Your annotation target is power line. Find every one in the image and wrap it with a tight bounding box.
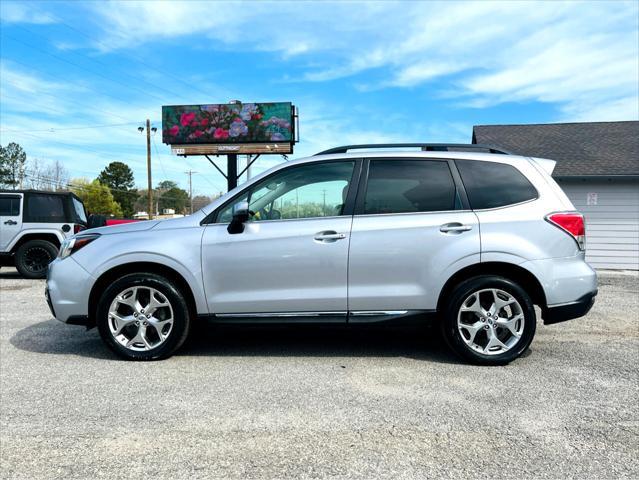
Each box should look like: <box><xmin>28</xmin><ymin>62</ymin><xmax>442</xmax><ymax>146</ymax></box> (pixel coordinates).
<box><xmin>24</xmin><ymin>3</ymin><xmax>218</xmax><ymax>100</ymax></box>
<box><xmin>2</xmin><ymin>60</ymin><xmax>156</xmax><ymax>123</ymax></box>
<box><xmin>2</xmin><ymin>129</ymin><xmax>146</xmax><ymax>163</ymax></box>
<box><xmin>0</xmin><ymin>122</ymin><xmax>139</xmax><ymax>133</ymax></box>
<box><xmin>10</xmin><ymin>23</ymin><xmax>191</xmax><ymax>103</ymax></box>
<box><xmin>151</xmin><ymin>135</ymin><xmax>170</xmax><ymax>184</ymax></box>
<box><xmin>2</xmin><ymin>32</ymin><xmax>170</xmax><ymax>104</ymax></box>
<box><xmin>21</xmin><ymin>172</ymin><xmax>197</xmax><ymax>203</ymax></box>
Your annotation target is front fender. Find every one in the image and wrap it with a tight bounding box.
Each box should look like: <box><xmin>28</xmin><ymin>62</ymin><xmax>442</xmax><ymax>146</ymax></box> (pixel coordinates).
<box><xmin>88</xmin><ymin>252</ymin><xmax>209</xmax><ymax>315</ymax></box>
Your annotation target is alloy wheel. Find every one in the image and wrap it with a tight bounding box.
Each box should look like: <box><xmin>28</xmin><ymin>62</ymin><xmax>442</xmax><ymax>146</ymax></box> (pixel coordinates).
<box><xmin>107</xmin><ymin>286</ymin><xmax>174</xmax><ymax>351</ymax></box>
<box><xmin>24</xmin><ymin>246</ymin><xmax>53</xmax><ymax>274</ymax></box>
<box><xmin>457</xmin><ymin>288</ymin><xmax>525</xmax><ymax>355</ymax></box>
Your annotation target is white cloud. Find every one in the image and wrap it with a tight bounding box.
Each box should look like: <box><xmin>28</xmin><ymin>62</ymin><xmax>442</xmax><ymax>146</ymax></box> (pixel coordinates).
<box><xmin>86</xmin><ymin>0</ymin><xmax>638</xmax><ymax>121</ymax></box>
<box><xmin>0</xmin><ymin>2</ymin><xmax>56</xmax><ymax>24</ymax></box>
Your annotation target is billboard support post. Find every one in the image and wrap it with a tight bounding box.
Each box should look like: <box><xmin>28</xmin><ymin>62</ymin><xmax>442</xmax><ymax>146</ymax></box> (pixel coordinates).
<box><xmin>227</xmin><ymin>154</ymin><xmax>238</xmax><ymax>191</ymax></box>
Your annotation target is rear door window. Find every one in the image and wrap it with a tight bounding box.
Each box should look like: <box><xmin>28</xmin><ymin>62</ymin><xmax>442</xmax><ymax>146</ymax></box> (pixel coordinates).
<box><xmin>24</xmin><ymin>194</ymin><xmax>66</xmax><ymax>223</ymax></box>
<box><xmin>362</xmin><ymin>159</ymin><xmax>458</xmax><ymax>214</ymax></box>
<box><xmin>455</xmin><ymin>160</ymin><xmax>538</xmax><ymax>209</ymax></box>
<box><xmin>0</xmin><ymin>196</ymin><xmax>21</xmax><ymax>216</ymax></box>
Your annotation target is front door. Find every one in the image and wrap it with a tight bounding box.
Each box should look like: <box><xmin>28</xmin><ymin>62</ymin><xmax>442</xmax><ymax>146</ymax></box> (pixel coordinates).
<box><xmin>201</xmin><ymin>160</ymin><xmax>359</xmax><ymax>317</ymax></box>
<box><xmin>348</xmin><ymin>159</ymin><xmax>480</xmax><ymax>314</ymax></box>
<box><xmin>0</xmin><ymin>194</ymin><xmax>23</xmax><ymax>251</ymax></box>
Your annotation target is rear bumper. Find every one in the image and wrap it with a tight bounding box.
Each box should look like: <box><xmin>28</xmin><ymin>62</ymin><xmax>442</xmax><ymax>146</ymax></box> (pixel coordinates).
<box><xmin>543</xmin><ymin>290</ymin><xmax>597</xmax><ymax>325</ymax></box>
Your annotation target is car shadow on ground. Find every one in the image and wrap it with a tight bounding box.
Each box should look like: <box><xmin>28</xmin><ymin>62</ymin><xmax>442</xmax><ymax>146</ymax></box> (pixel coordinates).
<box><xmin>0</xmin><ymin>270</ymin><xmax>25</xmax><ymax>280</ymax></box>
<box><xmin>10</xmin><ymin>319</ymin><xmax>463</xmax><ymax>364</ymax></box>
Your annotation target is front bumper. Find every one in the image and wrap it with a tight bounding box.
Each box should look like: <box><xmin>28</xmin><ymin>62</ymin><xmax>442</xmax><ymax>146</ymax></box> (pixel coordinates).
<box><xmin>46</xmin><ymin>257</ymin><xmax>93</xmax><ymax>324</ymax></box>
<box><xmin>543</xmin><ymin>290</ymin><xmax>598</xmax><ymax>325</ymax></box>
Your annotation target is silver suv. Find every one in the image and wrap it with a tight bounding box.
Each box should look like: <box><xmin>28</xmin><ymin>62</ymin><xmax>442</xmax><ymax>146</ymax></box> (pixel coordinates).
<box><xmin>46</xmin><ymin>144</ymin><xmax>597</xmax><ymax>364</ymax></box>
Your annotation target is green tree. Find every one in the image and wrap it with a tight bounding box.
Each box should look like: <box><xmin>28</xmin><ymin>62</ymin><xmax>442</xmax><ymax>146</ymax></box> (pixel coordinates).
<box><xmin>158</xmin><ymin>187</ymin><xmax>189</xmax><ymax>214</ymax></box>
<box><xmin>0</xmin><ymin>142</ymin><xmax>27</xmax><ymax>189</ymax></box>
<box><xmin>97</xmin><ymin>162</ymin><xmax>137</xmax><ymax>217</ymax></box>
<box><xmin>192</xmin><ymin>194</ymin><xmax>213</xmax><ymax>212</ymax></box>
<box><xmin>157</xmin><ymin>180</ymin><xmax>178</xmax><ymax>191</ymax></box>
<box><xmin>71</xmin><ymin>178</ymin><xmax>123</xmax><ymax>216</ymax></box>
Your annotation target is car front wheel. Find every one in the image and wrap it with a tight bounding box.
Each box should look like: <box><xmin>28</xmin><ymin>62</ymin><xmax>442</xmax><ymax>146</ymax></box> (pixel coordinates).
<box><xmin>96</xmin><ymin>273</ymin><xmax>191</xmax><ymax>360</ymax></box>
<box><xmin>441</xmin><ymin>275</ymin><xmax>537</xmax><ymax>365</ymax></box>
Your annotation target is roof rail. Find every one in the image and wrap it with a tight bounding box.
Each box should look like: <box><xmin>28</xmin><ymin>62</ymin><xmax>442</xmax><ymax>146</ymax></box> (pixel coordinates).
<box><xmin>314</xmin><ymin>143</ymin><xmax>513</xmax><ymax>156</ymax></box>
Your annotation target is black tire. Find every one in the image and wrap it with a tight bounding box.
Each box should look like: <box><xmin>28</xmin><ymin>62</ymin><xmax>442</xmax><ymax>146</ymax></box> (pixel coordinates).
<box><xmin>441</xmin><ymin>275</ymin><xmax>537</xmax><ymax>365</ymax></box>
<box><xmin>14</xmin><ymin>240</ymin><xmax>59</xmax><ymax>279</ymax></box>
<box><xmin>96</xmin><ymin>273</ymin><xmax>191</xmax><ymax>360</ymax></box>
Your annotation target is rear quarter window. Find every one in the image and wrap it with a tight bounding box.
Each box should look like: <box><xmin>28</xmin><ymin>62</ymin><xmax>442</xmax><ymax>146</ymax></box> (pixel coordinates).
<box><xmin>24</xmin><ymin>194</ymin><xmax>66</xmax><ymax>223</ymax></box>
<box><xmin>456</xmin><ymin>160</ymin><xmax>538</xmax><ymax>209</ymax></box>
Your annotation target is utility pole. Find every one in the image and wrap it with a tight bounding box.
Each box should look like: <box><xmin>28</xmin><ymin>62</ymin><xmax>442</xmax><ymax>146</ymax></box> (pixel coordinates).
<box><xmin>322</xmin><ymin>189</ymin><xmax>327</xmax><ymax>216</ymax></box>
<box><xmin>185</xmin><ymin>169</ymin><xmax>197</xmax><ymax>214</ymax></box>
<box><xmin>146</xmin><ymin>119</ymin><xmax>153</xmax><ymax>220</ymax></box>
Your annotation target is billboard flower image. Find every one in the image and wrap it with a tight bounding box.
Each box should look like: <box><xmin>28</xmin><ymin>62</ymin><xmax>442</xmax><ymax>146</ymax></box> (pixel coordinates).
<box><xmin>162</xmin><ymin>102</ymin><xmax>293</xmax><ymax>145</ymax></box>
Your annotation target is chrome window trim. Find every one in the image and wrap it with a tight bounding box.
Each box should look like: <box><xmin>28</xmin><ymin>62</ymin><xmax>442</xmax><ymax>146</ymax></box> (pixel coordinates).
<box><xmin>469</xmin><ymin>197</ymin><xmax>540</xmax><ymax>212</ymax></box>
<box><xmin>206</xmin><ymin>214</ymin><xmax>349</xmax><ymax>226</ymax></box>
<box><xmin>352</xmin><ymin>209</ymin><xmax>472</xmax><ymax>218</ymax></box>
<box><xmin>350</xmin><ymin>310</ymin><xmax>409</xmax><ymax>316</ymax></box>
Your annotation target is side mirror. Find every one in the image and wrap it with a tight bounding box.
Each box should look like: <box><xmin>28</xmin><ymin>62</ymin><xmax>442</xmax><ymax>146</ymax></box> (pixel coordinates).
<box><xmin>227</xmin><ymin>201</ymin><xmax>250</xmax><ymax>234</ymax></box>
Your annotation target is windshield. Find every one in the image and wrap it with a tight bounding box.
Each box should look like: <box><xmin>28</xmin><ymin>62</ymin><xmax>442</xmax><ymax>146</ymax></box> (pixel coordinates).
<box><xmin>72</xmin><ymin>197</ymin><xmax>88</xmax><ymax>223</ymax></box>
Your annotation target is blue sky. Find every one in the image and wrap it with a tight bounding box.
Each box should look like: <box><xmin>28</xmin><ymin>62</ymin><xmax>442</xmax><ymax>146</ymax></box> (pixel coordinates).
<box><xmin>1</xmin><ymin>0</ymin><xmax>638</xmax><ymax>196</ymax></box>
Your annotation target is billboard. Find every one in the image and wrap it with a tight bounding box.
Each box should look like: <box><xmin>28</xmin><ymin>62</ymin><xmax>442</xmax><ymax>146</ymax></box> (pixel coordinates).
<box><xmin>162</xmin><ymin>102</ymin><xmax>293</xmax><ymax>146</ymax></box>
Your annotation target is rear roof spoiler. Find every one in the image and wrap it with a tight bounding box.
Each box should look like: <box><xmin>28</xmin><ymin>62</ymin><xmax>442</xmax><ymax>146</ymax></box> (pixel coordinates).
<box><xmin>531</xmin><ymin>157</ymin><xmax>556</xmax><ymax>175</ymax></box>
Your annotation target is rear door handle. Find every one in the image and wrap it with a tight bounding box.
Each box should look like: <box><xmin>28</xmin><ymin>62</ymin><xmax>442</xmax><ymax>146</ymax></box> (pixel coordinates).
<box><xmin>440</xmin><ymin>223</ymin><xmax>472</xmax><ymax>234</ymax></box>
<box><xmin>314</xmin><ymin>230</ymin><xmax>347</xmax><ymax>242</ymax></box>
<box><xmin>4</xmin><ymin>220</ymin><xmax>17</xmax><ymax>225</ymax></box>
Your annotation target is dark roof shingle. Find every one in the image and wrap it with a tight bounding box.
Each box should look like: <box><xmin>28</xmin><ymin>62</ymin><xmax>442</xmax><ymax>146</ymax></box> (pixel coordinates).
<box><xmin>472</xmin><ymin>121</ymin><xmax>639</xmax><ymax>176</ymax></box>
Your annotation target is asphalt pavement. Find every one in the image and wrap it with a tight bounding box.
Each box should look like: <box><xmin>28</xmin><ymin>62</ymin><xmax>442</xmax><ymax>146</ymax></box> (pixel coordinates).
<box><xmin>1</xmin><ymin>267</ymin><xmax>637</xmax><ymax>479</ymax></box>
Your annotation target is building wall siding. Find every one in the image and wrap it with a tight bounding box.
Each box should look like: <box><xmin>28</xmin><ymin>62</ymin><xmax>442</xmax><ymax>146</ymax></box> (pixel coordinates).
<box><xmin>559</xmin><ymin>179</ymin><xmax>639</xmax><ymax>270</ymax></box>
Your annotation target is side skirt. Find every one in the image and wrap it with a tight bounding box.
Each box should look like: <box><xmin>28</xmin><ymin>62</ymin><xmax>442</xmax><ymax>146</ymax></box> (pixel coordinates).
<box><xmin>198</xmin><ymin>310</ymin><xmax>437</xmax><ymax>325</ymax></box>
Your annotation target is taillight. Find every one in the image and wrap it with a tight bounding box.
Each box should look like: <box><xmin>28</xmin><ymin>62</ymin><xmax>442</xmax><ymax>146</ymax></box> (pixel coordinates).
<box><xmin>73</xmin><ymin>224</ymin><xmax>86</xmax><ymax>234</ymax></box>
<box><xmin>546</xmin><ymin>212</ymin><xmax>585</xmax><ymax>250</ymax></box>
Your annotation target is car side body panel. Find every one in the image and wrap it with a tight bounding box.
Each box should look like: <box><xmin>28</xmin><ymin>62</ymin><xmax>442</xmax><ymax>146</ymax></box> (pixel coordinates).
<box><xmin>6</xmin><ymin>226</ymin><xmax>68</xmax><ymax>251</ymax></box>
<box><xmin>348</xmin><ymin>211</ymin><xmax>480</xmax><ymax>311</ymax></box>
<box><xmin>70</xmin><ymin>225</ymin><xmax>209</xmax><ymax>316</ymax></box>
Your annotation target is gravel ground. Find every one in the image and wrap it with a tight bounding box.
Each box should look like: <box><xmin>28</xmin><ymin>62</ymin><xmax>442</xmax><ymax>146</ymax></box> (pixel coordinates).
<box><xmin>1</xmin><ymin>267</ymin><xmax>638</xmax><ymax>479</ymax></box>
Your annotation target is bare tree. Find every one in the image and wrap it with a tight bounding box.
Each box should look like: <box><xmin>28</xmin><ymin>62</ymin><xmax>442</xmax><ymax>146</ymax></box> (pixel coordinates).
<box><xmin>47</xmin><ymin>160</ymin><xmax>69</xmax><ymax>191</ymax></box>
<box><xmin>24</xmin><ymin>158</ymin><xmax>70</xmax><ymax>191</ymax></box>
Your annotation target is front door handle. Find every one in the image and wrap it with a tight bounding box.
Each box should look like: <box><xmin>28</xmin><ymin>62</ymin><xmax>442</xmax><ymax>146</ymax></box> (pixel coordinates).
<box><xmin>314</xmin><ymin>230</ymin><xmax>347</xmax><ymax>242</ymax></box>
<box><xmin>4</xmin><ymin>220</ymin><xmax>17</xmax><ymax>225</ymax></box>
<box><xmin>440</xmin><ymin>223</ymin><xmax>472</xmax><ymax>234</ymax></box>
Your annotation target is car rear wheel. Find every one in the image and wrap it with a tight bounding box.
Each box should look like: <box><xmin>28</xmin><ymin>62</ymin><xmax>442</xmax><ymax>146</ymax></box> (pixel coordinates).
<box><xmin>441</xmin><ymin>275</ymin><xmax>536</xmax><ymax>365</ymax></box>
<box><xmin>15</xmin><ymin>240</ymin><xmax>59</xmax><ymax>279</ymax></box>
<box><xmin>96</xmin><ymin>273</ymin><xmax>191</xmax><ymax>360</ymax></box>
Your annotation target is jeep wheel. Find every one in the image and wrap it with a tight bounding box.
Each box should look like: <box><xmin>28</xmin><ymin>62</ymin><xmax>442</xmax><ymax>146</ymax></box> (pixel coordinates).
<box><xmin>15</xmin><ymin>240</ymin><xmax>59</xmax><ymax>279</ymax></box>
<box><xmin>96</xmin><ymin>273</ymin><xmax>191</xmax><ymax>360</ymax></box>
<box><xmin>441</xmin><ymin>275</ymin><xmax>537</xmax><ymax>365</ymax></box>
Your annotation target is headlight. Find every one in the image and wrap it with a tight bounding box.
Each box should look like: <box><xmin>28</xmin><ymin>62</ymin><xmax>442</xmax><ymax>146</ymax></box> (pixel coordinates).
<box><xmin>59</xmin><ymin>233</ymin><xmax>100</xmax><ymax>259</ymax></box>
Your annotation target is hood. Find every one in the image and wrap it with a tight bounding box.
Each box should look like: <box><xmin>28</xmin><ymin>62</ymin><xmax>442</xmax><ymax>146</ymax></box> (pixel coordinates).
<box><xmin>87</xmin><ymin>220</ymin><xmax>161</xmax><ymax>235</ymax></box>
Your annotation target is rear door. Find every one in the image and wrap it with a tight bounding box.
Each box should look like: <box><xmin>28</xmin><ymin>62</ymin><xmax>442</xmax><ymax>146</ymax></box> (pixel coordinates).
<box><xmin>0</xmin><ymin>194</ymin><xmax>23</xmax><ymax>251</ymax></box>
<box><xmin>347</xmin><ymin>158</ymin><xmax>480</xmax><ymax>316</ymax></box>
